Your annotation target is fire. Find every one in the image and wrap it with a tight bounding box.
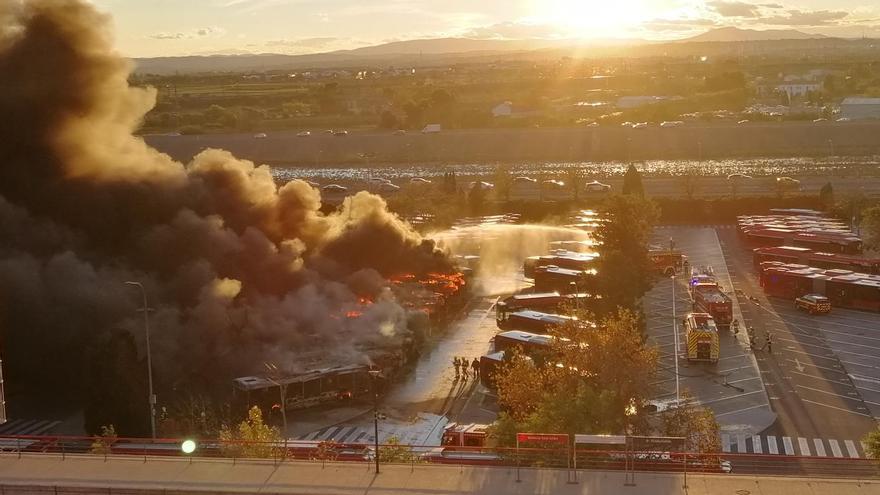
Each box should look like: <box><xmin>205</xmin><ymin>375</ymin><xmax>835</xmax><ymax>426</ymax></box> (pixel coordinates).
<box><xmin>345</xmin><ymin>310</ymin><xmax>363</xmax><ymax>319</ymax></box>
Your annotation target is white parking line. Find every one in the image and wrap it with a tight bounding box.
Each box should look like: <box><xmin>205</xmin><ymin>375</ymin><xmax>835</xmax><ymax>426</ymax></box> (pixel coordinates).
<box><xmin>829</xmin><ymin>439</ymin><xmax>844</xmax><ymax>458</ymax></box>
<box><xmin>813</xmin><ymin>438</ymin><xmax>827</xmax><ymax>457</ymax></box>
<box><xmin>697</xmin><ymin>390</ymin><xmax>763</xmax><ymax>406</ymax></box>
<box><xmin>783</xmin><ymin>437</ymin><xmax>794</xmax><ymax>455</ymax></box>
<box><xmin>796</xmin><ymin>384</ymin><xmax>863</xmax><ymax>402</ymax></box>
<box><xmin>715</xmin><ymin>403</ymin><xmax>771</xmax><ymax>417</ymax></box>
<box><xmin>800</xmin><ymin>398</ymin><xmax>873</xmax><ymax>417</ymax></box>
<box><xmin>737</xmin><ymin>434</ymin><xmax>747</xmax><ymax>453</ymax></box>
<box><xmin>798</xmin><ymin>437</ymin><xmax>811</xmax><ymax>456</ymax></box>
<box><xmin>845</xmin><ymin>440</ymin><xmax>860</xmax><ymax>458</ymax></box>
<box><xmin>752</xmin><ymin>435</ymin><xmax>763</xmax><ymax>454</ymax></box>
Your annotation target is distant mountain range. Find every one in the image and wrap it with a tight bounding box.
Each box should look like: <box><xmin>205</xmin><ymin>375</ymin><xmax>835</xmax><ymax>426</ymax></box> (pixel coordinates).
<box><xmin>132</xmin><ymin>27</ymin><xmax>850</xmax><ymax>75</ymax></box>
<box><xmin>682</xmin><ymin>26</ymin><xmax>826</xmax><ymax>43</ymax></box>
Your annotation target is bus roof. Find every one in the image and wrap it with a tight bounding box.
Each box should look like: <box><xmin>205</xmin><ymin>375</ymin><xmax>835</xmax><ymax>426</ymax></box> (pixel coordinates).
<box><xmin>496</xmin><ymin>330</ymin><xmax>555</xmax><ymax>346</ymax></box>
<box><xmin>509</xmin><ymin>310</ymin><xmax>576</xmax><ymax>324</ymax></box>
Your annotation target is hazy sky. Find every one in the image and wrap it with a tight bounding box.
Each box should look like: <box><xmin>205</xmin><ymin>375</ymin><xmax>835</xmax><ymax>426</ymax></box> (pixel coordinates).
<box><xmin>91</xmin><ymin>0</ymin><xmax>880</xmax><ymax>57</ymax></box>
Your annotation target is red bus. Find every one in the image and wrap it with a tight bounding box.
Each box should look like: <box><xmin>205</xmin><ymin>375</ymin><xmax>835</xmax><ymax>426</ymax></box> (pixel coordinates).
<box><xmin>759</xmin><ymin>261</ymin><xmax>880</xmax><ymax>312</ymax></box>
<box><xmin>533</xmin><ymin>265</ymin><xmax>595</xmax><ymax>293</ymax></box>
<box><xmin>493</xmin><ymin>330</ymin><xmax>555</xmax><ymax>355</ymax></box>
<box><xmin>743</xmin><ymin>228</ymin><xmax>862</xmax><ymax>254</ymax></box>
<box><xmin>753</xmin><ymin>246</ymin><xmax>880</xmax><ymax>274</ymax></box>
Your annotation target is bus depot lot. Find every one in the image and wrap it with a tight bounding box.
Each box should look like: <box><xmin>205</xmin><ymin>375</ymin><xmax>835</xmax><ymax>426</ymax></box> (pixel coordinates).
<box><xmin>645</xmin><ymin>227</ymin><xmax>773</xmax><ymax>435</ymax></box>
<box><xmin>716</xmin><ymin>226</ymin><xmax>879</xmax><ymax>442</ymax></box>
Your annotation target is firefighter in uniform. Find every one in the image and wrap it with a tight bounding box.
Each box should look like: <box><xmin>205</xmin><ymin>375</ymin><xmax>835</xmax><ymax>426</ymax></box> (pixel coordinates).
<box><xmin>453</xmin><ymin>357</ymin><xmax>460</xmax><ymax>377</ymax></box>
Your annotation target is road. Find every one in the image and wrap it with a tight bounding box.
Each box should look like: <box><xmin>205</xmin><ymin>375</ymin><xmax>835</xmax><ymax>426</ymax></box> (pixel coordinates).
<box><xmin>144</xmin><ymin>121</ymin><xmax>880</xmax><ymax>166</ymax></box>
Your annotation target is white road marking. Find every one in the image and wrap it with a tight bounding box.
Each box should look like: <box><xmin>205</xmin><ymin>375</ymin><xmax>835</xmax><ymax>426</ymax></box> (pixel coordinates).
<box><xmin>813</xmin><ymin>438</ymin><xmax>826</xmax><ymax>457</ymax></box>
<box><xmin>845</xmin><ymin>440</ymin><xmax>860</xmax><ymax>458</ymax></box>
<box><xmin>752</xmin><ymin>435</ymin><xmax>763</xmax><ymax>454</ymax></box>
<box><xmin>829</xmin><ymin>439</ymin><xmax>844</xmax><ymax>457</ymax></box>
<box><xmin>796</xmin><ymin>384</ymin><xmax>863</xmax><ymax>401</ymax></box>
<box><xmin>798</xmin><ymin>437</ymin><xmax>811</xmax><ymax>456</ymax></box>
<box><xmin>800</xmin><ymin>398</ymin><xmax>873</xmax><ymax>417</ymax></box>
<box><xmin>715</xmin><ymin>403</ymin><xmax>771</xmax><ymax>417</ymax></box>
<box><xmin>783</xmin><ymin>436</ymin><xmax>794</xmax><ymax>455</ymax></box>
<box><xmin>737</xmin><ymin>434</ymin><xmax>747</xmax><ymax>453</ymax></box>
<box><xmin>767</xmin><ymin>435</ymin><xmax>779</xmax><ymax>455</ymax></box>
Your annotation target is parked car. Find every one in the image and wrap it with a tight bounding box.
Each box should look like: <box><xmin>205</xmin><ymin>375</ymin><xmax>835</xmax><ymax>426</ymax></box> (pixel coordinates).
<box><xmin>737</xmin><ymin>119</ymin><xmax>750</xmax><ymax>125</ymax></box>
<box><xmin>296</xmin><ymin>131</ymin><xmax>311</xmax><ymax>137</ymax></box>
<box><xmin>584</xmin><ymin>180</ymin><xmax>612</xmax><ymax>192</ymax></box>
<box><xmin>410</xmin><ymin>177</ymin><xmax>432</xmax><ymax>184</ymax></box>
<box><xmin>660</xmin><ymin>121</ymin><xmax>683</xmax><ymax>128</ymax></box>
<box><xmin>726</xmin><ymin>173</ymin><xmax>752</xmax><ymax>180</ymax></box>
<box><xmin>393</xmin><ymin>129</ymin><xmax>407</xmax><ymax>135</ymax></box>
<box><xmin>776</xmin><ymin>176</ymin><xmax>801</xmax><ymax>191</ymax></box>
<box><xmin>333</xmin><ymin>130</ymin><xmax>349</xmax><ymax>136</ymax></box>
<box><xmin>795</xmin><ymin>294</ymin><xmax>831</xmax><ymax>314</ymax></box>
<box><xmin>253</xmin><ymin>133</ymin><xmax>267</xmax><ymax>139</ymax></box>
<box><xmin>813</xmin><ymin>118</ymin><xmax>828</xmax><ymax>123</ymax></box>
<box><xmin>322</xmin><ymin>184</ymin><xmax>348</xmax><ymax>193</ymax></box>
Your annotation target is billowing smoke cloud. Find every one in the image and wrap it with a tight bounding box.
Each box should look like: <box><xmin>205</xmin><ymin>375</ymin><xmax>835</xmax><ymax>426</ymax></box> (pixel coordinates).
<box><xmin>0</xmin><ymin>0</ymin><xmax>450</xmax><ymax>400</ymax></box>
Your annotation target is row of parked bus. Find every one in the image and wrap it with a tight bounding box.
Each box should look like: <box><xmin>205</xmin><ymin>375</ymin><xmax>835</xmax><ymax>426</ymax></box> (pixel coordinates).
<box><xmin>742</xmin><ymin>212</ymin><xmax>880</xmax><ymax>313</ymax></box>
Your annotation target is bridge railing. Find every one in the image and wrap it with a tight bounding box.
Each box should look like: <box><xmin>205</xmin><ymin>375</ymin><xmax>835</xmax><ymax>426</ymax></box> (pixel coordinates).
<box><xmin>0</xmin><ymin>434</ymin><xmax>876</xmax><ymax>478</ymax></box>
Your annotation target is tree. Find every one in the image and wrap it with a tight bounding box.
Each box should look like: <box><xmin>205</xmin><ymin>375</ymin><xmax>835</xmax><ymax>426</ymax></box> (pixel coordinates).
<box><xmin>379</xmin><ymin>436</ymin><xmax>419</xmax><ymax>463</ymax></box>
<box><xmin>622</xmin><ymin>164</ymin><xmax>644</xmax><ymax>197</ymax></box>
<box><xmin>492</xmin><ymin>309</ymin><xmax>659</xmax><ymax>446</ymax></box>
<box><xmin>468</xmin><ymin>182</ymin><xmax>487</xmax><ymax>215</ymax></box>
<box><xmin>862</xmin><ymin>427</ymin><xmax>880</xmax><ymax>460</ymax></box>
<box><xmin>660</xmin><ymin>392</ymin><xmax>721</xmax><ymax>453</ymax></box>
<box><xmin>219</xmin><ymin>406</ymin><xmax>282</xmax><ymax>458</ymax></box>
<box><xmin>379</xmin><ymin>110</ymin><xmax>399</xmax><ymax>129</ymax></box>
<box><xmin>819</xmin><ymin>182</ymin><xmax>834</xmax><ymax>210</ymax></box>
<box><xmin>679</xmin><ymin>169</ymin><xmax>700</xmax><ymax>200</ymax></box>
<box><xmin>89</xmin><ymin>425</ymin><xmax>117</xmax><ymax>455</ymax></box>
<box><xmin>593</xmin><ymin>195</ymin><xmax>660</xmax><ymax>312</ymax></box>
<box><xmin>493</xmin><ymin>165</ymin><xmax>513</xmax><ymax>202</ymax></box>
<box><xmin>861</xmin><ymin>205</ymin><xmax>880</xmax><ymax>251</ymax></box>
<box><xmin>565</xmin><ymin>167</ymin><xmax>584</xmax><ymax>201</ymax></box>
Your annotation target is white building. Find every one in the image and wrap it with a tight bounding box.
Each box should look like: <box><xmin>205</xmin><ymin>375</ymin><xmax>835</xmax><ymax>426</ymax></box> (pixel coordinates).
<box><xmin>776</xmin><ymin>83</ymin><xmax>821</xmax><ymax>98</ymax></box>
<box><xmin>492</xmin><ymin>101</ymin><xmax>513</xmax><ymax>117</ymax></box>
<box><xmin>840</xmin><ymin>97</ymin><xmax>880</xmax><ymax>120</ymax></box>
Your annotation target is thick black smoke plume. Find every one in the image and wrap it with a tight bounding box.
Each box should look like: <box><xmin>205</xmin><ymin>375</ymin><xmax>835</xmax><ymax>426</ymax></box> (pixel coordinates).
<box><xmin>0</xmin><ymin>0</ymin><xmax>450</xmax><ymax>416</ymax></box>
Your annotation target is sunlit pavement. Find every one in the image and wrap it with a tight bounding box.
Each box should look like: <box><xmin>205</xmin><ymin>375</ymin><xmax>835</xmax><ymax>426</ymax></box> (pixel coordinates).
<box><xmin>645</xmin><ymin>226</ymin><xmax>775</xmax><ymax>437</ymax></box>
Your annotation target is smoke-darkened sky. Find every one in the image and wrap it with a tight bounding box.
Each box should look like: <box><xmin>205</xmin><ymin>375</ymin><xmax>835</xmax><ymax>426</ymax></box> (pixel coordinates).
<box><xmin>86</xmin><ymin>0</ymin><xmax>880</xmax><ymax>57</ymax></box>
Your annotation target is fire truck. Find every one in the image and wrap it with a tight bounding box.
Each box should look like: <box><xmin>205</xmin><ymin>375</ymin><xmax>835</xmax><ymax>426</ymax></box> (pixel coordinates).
<box><xmin>689</xmin><ymin>267</ymin><xmax>733</xmax><ymax>327</ymax></box>
<box><xmin>650</xmin><ymin>249</ymin><xmax>688</xmax><ymax>276</ymax></box>
<box><xmin>441</xmin><ymin>423</ymin><xmax>490</xmax><ymax>447</ymax></box>
<box><xmin>683</xmin><ymin>313</ymin><xmax>719</xmax><ymax>363</ymax></box>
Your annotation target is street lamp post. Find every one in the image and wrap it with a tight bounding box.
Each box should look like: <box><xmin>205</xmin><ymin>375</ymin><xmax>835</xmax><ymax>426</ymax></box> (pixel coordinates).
<box><xmin>671</xmin><ymin>275</ymin><xmax>680</xmax><ymax>403</ymax></box>
<box><xmin>368</xmin><ymin>370</ymin><xmax>382</xmax><ymax>474</ymax></box>
<box><xmin>264</xmin><ymin>363</ymin><xmax>288</xmax><ymax>437</ymax></box>
<box><xmin>124</xmin><ymin>281</ymin><xmax>156</xmax><ymax>439</ymax></box>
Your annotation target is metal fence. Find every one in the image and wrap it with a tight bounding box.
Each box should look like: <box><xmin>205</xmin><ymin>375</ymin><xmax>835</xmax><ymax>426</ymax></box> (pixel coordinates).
<box><xmin>0</xmin><ymin>434</ymin><xmax>877</xmax><ymax>480</ymax></box>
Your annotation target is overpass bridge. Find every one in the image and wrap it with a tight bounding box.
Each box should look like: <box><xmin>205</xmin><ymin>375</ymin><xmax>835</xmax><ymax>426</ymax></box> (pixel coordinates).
<box><xmin>1</xmin><ymin>453</ymin><xmax>880</xmax><ymax>495</ymax></box>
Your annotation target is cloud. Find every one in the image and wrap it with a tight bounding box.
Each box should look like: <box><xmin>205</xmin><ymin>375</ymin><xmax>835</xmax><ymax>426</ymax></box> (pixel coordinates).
<box><xmin>759</xmin><ymin>9</ymin><xmax>849</xmax><ymax>26</ymax></box>
<box><xmin>463</xmin><ymin>21</ymin><xmax>564</xmax><ymax>40</ymax></box>
<box><xmin>149</xmin><ymin>27</ymin><xmax>226</xmax><ymax>41</ymax></box>
<box><xmin>643</xmin><ymin>17</ymin><xmax>719</xmax><ymax>31</ymax></box>
<box><xmin>707</xmin><ymin>1</ymin><xmax>761</xmax><ymax>18</ymax></box>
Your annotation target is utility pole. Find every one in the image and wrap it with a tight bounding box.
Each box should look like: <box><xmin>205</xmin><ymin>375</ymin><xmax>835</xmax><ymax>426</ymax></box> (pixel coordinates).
<box><xmin>671</xmin><ymin>274</ymin><xmax>680</xmax><ymax>404</ymax></box>
<box><xmin>369</xmin><ymin>370</ymin><xmax>382</xmax><ymax>474</ymax></box>
<box><xmin>125</xmin><ymin>281</ymin><xmax>156</xmax><ymax>439</ymax></box>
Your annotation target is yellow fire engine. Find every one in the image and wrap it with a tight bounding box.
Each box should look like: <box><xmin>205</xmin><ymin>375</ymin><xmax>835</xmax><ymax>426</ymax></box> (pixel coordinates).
<box><xmin>683</xmin><ymin>312</ymin><xmax>719</xmax><ymax>363</ymax></box>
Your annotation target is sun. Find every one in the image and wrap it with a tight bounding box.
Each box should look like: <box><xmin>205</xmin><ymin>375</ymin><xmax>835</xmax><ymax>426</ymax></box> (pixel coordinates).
<box><xmin>535</xmin><ymin>0</ymin><xmax>646</xmax><ymax>37</ymax></box>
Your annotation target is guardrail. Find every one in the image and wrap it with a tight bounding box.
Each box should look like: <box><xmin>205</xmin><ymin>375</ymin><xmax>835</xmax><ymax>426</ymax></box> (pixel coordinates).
<box><xmin>0</xmin><ymin>434</ymin><xmax>877</xmax><ymax>479</ymax></box>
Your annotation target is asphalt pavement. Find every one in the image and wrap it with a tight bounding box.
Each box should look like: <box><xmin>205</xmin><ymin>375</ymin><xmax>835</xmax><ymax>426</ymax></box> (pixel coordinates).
<box><xmin>646</xmin><ymin>226</ymin><xmax>774</xmax><ymax>437</ymax></box>
<box><xmin>716</xmin><ymin>226</ymin><xmax>879</xmax><ymax>445</ymax></box>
